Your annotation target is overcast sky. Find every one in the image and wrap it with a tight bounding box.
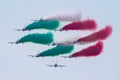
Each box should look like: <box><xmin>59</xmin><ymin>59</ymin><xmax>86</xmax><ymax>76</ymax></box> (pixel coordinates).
<box><xmin>0</xmin><ymin>0</ymin><xmax>120</xmax><ymax>80</ymax></box>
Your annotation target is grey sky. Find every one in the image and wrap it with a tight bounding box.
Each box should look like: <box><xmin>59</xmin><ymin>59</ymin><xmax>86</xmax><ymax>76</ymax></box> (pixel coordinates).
<box><xmin>0</xmin><ymin>0</ymin><xmax>120</xmax><ymax>80</ymax></box>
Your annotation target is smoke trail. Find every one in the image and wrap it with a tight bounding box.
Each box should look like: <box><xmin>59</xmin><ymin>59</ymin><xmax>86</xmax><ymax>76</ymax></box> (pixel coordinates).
<box><xmin>77</xmin><ymin>26</ymin><xmax>112</xmax><ymax>44</ymax></box>
<box><xmin>71</xmin><ymin>41</ymin><xmax>103</xmax><ymax>57</ymax></box>
<box><xmin>37</xmin><ymin>45</ymin><xmax>74</xmax><ymax>57</ymax></box>
<box><xmin>23</xmin><ymin>20</ymin><xmax>60</xmax><ymax>31</ymax></box>
<box><xmin>17</xmin><ymin>32</ymin><xmax>54</xmax><ymax>44</ymax></box>
<box><xmin>61</xmin><ymin>19</ymin><xmax>97</xmax><ymax>31</ymax></box>
<box><xmin>43</xmin><ymin>11</ymin><xmax>81</xmax><ymax>21</ymax></box>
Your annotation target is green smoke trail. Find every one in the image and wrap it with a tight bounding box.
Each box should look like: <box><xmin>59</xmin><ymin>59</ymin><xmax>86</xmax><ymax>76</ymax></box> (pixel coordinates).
<box><xmin>17</xmin><ymin>32</ymin><xmax>54</xmax><ymax>44</ymax></box>
<box><xmin>24</xmin><ymin>20</ymin><xmax>60</xmax><ymax>31</ymax></box>
<box><xmin>37</xmin><ymin>45</ymin><xmax>74</xmax><ymax>57</ymax></box>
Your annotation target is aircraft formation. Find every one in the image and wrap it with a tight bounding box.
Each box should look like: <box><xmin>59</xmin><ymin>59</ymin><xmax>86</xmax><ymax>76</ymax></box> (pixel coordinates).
<box><xmin>9</xmin><ymin>11</ymin><xmax>112</xmax><ymax>67</ymax></box>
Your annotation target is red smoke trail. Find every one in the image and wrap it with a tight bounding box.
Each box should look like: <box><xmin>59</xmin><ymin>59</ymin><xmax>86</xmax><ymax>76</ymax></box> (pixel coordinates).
<box><xmin>71</xmin><ymin>41</ymin><xmax>103</xmax><ymax>57</ymax></box>
<box><xmin>77</xmin><ymin>26</ymin><xmax>112</xmax><ymax>43</ymax></box>
<box><xmin>61</xmin><ymin>19</ymin><xmax>97</xmax><ymax>30</ymax></box>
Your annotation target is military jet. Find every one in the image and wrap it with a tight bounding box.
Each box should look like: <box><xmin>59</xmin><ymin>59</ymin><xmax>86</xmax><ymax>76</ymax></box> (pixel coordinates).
<box><xmin>46</xmin><ymin>63</ymin><xmax>66</xmax><ymax>67</ymax></box>
<box><xmin>61</xmin><ymin>55</ymin><xmax>73</xmax><ymax>58</ymax></box>
<box><xmin>48</xmin><ymin>41</ymin><xmax>77</xmax><ymax>46</ymax></box>
<box><xmin>8</xmin><ymin>40</ymin><xmax>19</xmax><ymax>44</ymax></box>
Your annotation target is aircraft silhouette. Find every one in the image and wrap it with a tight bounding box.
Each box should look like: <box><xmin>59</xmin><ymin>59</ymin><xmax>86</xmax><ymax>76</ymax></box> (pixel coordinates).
<box><xmin>8</xmin><ymin>40</ymin><xmax>19</xmax><ymax>44</ymax></box>
<box><xmin>61</xmin><ymin>55</ymin><xmax>73</xmax><ymax>58</ymax></box>
<box><xmin>14</xmin><ymin>28</ymin><xmax>25</xmax><ymax>31</ymax></box>
<box><xmin>28</xmin><ymin>54</ymin><xmax>45</xmax><ymax>58</ymax></box>
<box><xmin>28</xmin><ymin>55</ymin><xmax>39</xmax><ymax>58</ymax></box>
<box><xmin>48</xmin><ymin>41</ymin><xmax>77</xmax><ymax>46</ymax></box>
<box><xmin>31</xmin><ymin>18</ymin><xmax>44</xmax><ymax>22</ymax></box>
<box><xmin>54</xmin><ymin>29</ymin><xmax>63</xmax><ymax>31</ymax></box>
<box><xmin>46</xmin><ymin>63</ymin><xmax>66</xmax><ymax>67</ymax></box>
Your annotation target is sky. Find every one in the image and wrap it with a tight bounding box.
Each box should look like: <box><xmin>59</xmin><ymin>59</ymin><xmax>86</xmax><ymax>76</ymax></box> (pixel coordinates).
<box><xmin>0</xmin><ymin>0</ymin><xmax>120</xmax><ymax>80</ymax></box>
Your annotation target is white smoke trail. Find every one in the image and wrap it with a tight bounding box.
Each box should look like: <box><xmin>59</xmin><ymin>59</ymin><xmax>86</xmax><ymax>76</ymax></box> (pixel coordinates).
<box><xmin>43</xmin><ymin>10</ymin><xmax>82</xmax><ymax>22</ymax></box>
